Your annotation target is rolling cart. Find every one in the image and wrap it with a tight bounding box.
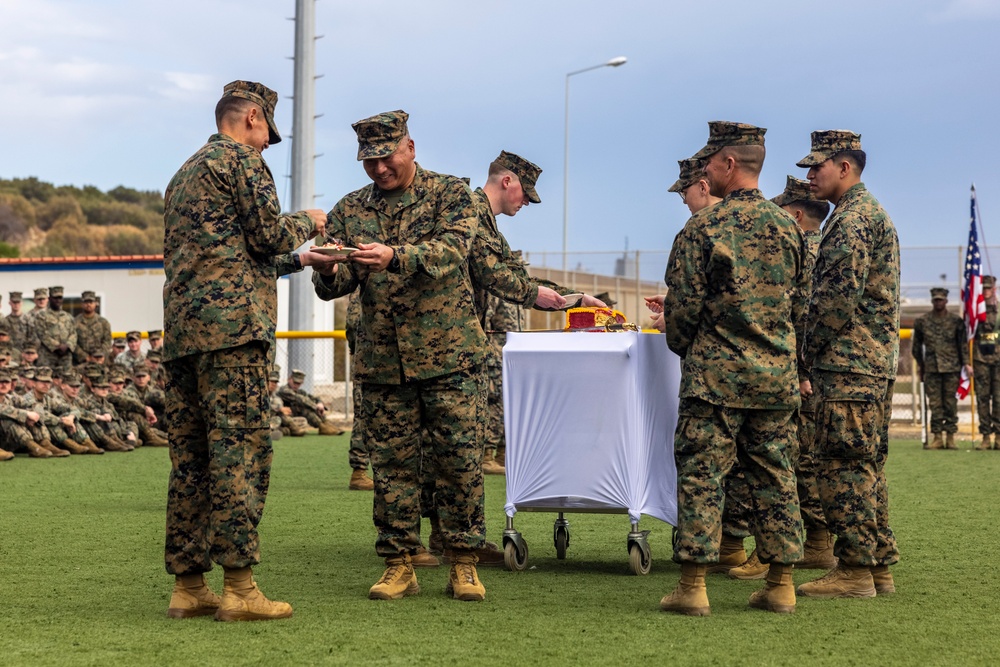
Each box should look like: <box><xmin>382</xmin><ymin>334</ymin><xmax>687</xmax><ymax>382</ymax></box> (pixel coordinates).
<box><xmin>500</xmin><ymin>331</ymin><xmax>680</xmax><ymax>575</ymax></box>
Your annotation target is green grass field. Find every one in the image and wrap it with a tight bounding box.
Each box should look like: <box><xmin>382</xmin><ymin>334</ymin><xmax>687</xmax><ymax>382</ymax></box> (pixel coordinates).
<box><xmin>2</xmin><ymin>434</ymin><xmax>999</xmax><ymax>666</ymax></box>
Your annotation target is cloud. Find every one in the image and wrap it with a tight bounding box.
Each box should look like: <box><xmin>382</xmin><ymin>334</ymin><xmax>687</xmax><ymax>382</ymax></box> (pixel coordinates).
<box><xmin>930</xmin><ymin>0</ymin><xmax>1000</xmax><ymax>20</ymax></box>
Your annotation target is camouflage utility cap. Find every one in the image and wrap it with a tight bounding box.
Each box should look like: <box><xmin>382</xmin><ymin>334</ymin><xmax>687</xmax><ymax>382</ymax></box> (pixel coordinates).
<box><xmin>34</xmin><ymin>288</ymin><xmax>48</xmax><ymax>299</ymax></box>
<box><xmin>9</xmin><ymin>291</ymin><xmax>22</xmax><ymax>302</ymax></box>
<box><xmin>668</xmin><ymin>158</ymin><xmax>704</xmax><ymax>193</ymax></box>
<box><xmin>291</xmin><ymin>369</ymin><xmax>306</xmax><ymax>382</ymax></box>
<box><xmin>223</xmin><ymin>80</ymin><xmax>282</xmax><ymax>146</ymax></box>
<box><xmin>352</xmin><ymin>110</ymin><xmax>409</xmax><ymax>160</ymax></box>
<box><xmin>94</xmin><ymin>378</ymin><xmax>111</xmax><ymax>389</ymax></box>
<box><xmin>268</xmin><ymin>370</ymin><xmax>281</xmax><ymax>382</ymax></box>
<box><xmin>22</xmin><ymin>345</ymin><xmax>37</xmax><ymax>354</ymax></box>
<box><xmin>126</xmin><ymin>330</ymin><xmax>141</xmax><ymax>342</ymax></box>
<box><xmin>133</xmin><ymin>365</ymin><xmax>150</xmax><ymax>377</ymax></box>
<box><xmin>931</xmin><ymin>288</ymin><xmax>949</xmax><ymax>300</ymax></box>
<box><xmin>771</xmin><ymin>176</ymin><xmax>818</xmax><ymax>207</ymax></box>
<box><xmin>796</xmin><ymin>130</ymin><xmax>862</xmax><ymax>168</ymax></box>
<box><xmin>146</xmin><ymin>349</ymin><xmax>162</xmax><ymax>362</ymax></box>
<box><xmin>0</xmin><ymin>370</ymin><xmax>10</xmax><ymax>382</ymax></box>
<box><xmin>81</xmin><ymin>290</ymin><xmax>96</xmax><ymax>302</ymax></box>
<box><xmin>692</xmin><ymin>121</ymin><xmax>766</xmax><ymax>160</ymax></box>
<box><xmin>113</xmin><ymin>337</ymin><xmax>126</xmax><ymax>347</ymax></box>
<box><xmin>35</xmin><ymin>367</ymin><xmax>53</xmax><ymax>382</ymax></box>
<box><xmin>984</xmin><ymin>275</ymin><xmax>996</xmax><ymax>289</ymax></box>
<box><xmin>21</xmin><ymin>367</ymin><xmax>35</xmax><ymax>380</ymax></box>
<box><xmin>49</xmin><ymin>286</ymin><xmax>64</xmax><ymax>297</ymax></box>
<box><xmin>148</xmin><ymin>329</ymin><xmax>162</xmax><ymax>341</ymax></box>
<box><xmin>64</xmin><ymin>374</ymin><xmax>83</xmax><ymax>387</ymax></box>
<box><xmin>0</xmin><ymin>324</ymin><xmax>8</xmax><ymax>335</ymax></box>
<box><xmin>494</xmin><ymin>151</ymin><xmax>543</xmax><ymax>204</ymax></box>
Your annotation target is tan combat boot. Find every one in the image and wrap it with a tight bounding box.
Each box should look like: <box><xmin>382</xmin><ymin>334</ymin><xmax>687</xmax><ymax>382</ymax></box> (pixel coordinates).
<box><xmin>102</xmin><ymin>437</ymin><xmax>130</xmax><ymax>452</ymax></box>
<box><xmin>728</xmin><ymin>547</ymin><xmax>768</xmax><ymax>580</ymax></box>
<box><xmin>167</xmin><ymin>573</ymin><xmax>221</xmax><ymax>618</ymax></box>
<box><xmin>446</xmin><ymin>552</ymin><xmax>485</xmax><ymax>601</ymax></box>
<box><xmin>146</xmin><ymin>431</ymin><xmax>169</xmax><ymax>447</ymax></box>
<box><xmin>410</xmin><ymin>546</ymin><xmax>440</xmax><ymax>568</ymax></box>
<box><xmin>796</xmin><ymin>528</ymin><xmax>838</xmax><ymax>570</ymax></box>
<box><xmin>60</xmin><ymin>439</ymin><xmax>90</xmax><ymax>455</ymax></box>
<box><xmin>80</xmin><ymin>438</ymin><xmax>105</xmax><ymax>455</ymax></box>
<box><xmin>993</xmin><ymin>435</ymin><xmax>1000</xmax><ymax>450</ymax></box>
<box><xmin>796</xmin><ymin>564</ymin><xmax>876</xmax><ymax>599</ymax></box>
<box><xmin>348</xmin><ymin>469</ymin><xmax>374</xmax><ymax>491</ymax></box>
<box><xmin>748</xmin><ymin>563</ymin><xmax>796</xmax><ymax>614</ymax></box>
<box><xmin>0</xmin><ymin>447</ymin><xmax>13</xmax><ymax>461</ymax></box>
<box><xmin>317</xmin><ymin>421</ymin><xmax>343</xmax><ymax>436</ymax></box>
<box><xmin>976</xmin><ymin>435</ymin><xmax>992</xmax><ymax>450</ymax></box>
<box><xmin>482</xmin><ymin>450</ymin><xmax>505</xmax><ymax>475</ymax></box>
<box><xmin>871</xmin><ymin>565</ymin><xmax>895</xmax><ymax>595</ymax></box>
<box><xmin>928</xmin><ymin>433</ymin><xmax>944</xmax><ymax>450</ymax></box>
<box><xmin>945</xmin><ymin>433</ymin><xmax>958</xmax><ymax>449</ymax></box>
<box><xmin>40</xmin><ymin>440</ymin><xmax>70</xmax><ymax>458</ymax></box>
<box><xmin>369</xmin><ymin>554</ymin><xmax>420</xmax><ymax>600</ymax></box>
<box><xmin>214</xmin><ymin>567</ymin><xmax>293</xmax><ymax>621</ymax></box>
<box><xmin>660</xmin><ymin>563</ymin><xmax>710</xmax><ymax>616</ymax></box>
<box><xmin>26</xmin><ymin>440</ymin><xmax>53</xmax><ymax>458</ymax></box>
<box><xmin>707</xmin><ymin>534</ymin><xmax>747</xmax><ymax>574</ymax></box>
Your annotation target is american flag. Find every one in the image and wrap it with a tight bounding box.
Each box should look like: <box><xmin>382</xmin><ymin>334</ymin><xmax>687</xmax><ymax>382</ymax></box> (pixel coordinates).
<box><xmin>962</xmin><ymin>186</ymin><xmax>987</xmax><ymax>340</ymax></box>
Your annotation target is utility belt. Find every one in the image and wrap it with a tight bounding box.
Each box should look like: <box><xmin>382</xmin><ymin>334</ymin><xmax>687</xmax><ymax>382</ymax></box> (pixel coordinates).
<box><xmin>980</xmin><ymin>332</ymin><xmax>999</xmax><ymax>356</ymax></box>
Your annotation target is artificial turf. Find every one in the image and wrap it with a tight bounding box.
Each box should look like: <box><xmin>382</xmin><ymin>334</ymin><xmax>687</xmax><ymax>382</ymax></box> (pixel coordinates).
<box><xmin>2</xmin><ymin>434</ymin><xmax>999</xmax><ymax>666</ymax></box>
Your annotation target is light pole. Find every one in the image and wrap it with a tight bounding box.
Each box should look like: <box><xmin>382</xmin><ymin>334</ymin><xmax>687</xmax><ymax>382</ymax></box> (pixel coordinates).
<box><xmin>563</xmin><ymin>56</ymin><xmax>627</xmax><ymax>280</ymax></box>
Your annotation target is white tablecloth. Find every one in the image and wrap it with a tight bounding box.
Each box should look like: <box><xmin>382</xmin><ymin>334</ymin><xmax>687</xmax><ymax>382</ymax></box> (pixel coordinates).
<box><xmin>502</xmin><ymin>331</ymin><xmax>680</xmax><ymax>525</ymax></box>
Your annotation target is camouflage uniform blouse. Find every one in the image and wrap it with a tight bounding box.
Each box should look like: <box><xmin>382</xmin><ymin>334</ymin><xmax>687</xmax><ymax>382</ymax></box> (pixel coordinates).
<box><xmin>802</xmin><ymin>183</ymin><xmax>900</xmax><ymax>379</ymax></box>
<box><xmin>663</xmin><ymin>188</ymin><xmax>807</xmax><ymax>410</ymax></box>
<box><xmin>312</xmin><ymin>164</ymin><xmax>487</xmax><ymax>384</ymax></box>
<box><xmin>912</xmin><ymin>311</ymin><xmax>967</xmax><ymax>373</ymax></box>
<box><xmin>162</xmin><ymin>133</ymin><xmax>313</xmax><ymax>363</ymax></box>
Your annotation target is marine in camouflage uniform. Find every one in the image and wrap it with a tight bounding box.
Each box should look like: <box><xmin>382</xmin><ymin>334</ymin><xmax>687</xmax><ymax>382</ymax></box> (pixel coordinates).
<box><xmin>344</xmin><ymin>294</ymin><xmax>374</xmax><ymax>490</ymax></box>
<box><xmin>798</xmin><ymin>130</ymin><xmax>900</xmax><ymax>598</ymax></box>
<box><xmin>660</xmin><ymin>122</ymin><xmax>806</xmax><ymax>616</ymax></box>
<box><xmin>974</xmin><ymin>276</ymin><xmax>1000</xmax><ymax>449</ymax></box>
<box><xmin>73</xmin><ymin>291</ymin><xmax>113</xmax><ymax>365</ymax></box>
<box><xmin>111</xmin><ymin>366</ymin><xmax>168</xmax><ymax>447</ymax></box>
<box><xmin>912</xmin><ymin>288</ymin><xmax>968</xmax><ymax>447</ymax></box>
<box><xmin>5</xmin><ymin>292</ymin><xmax>31</xmax><ymax>351</ymax></box>
<box><xmin>162</xmin><ymin>80</ymin><xmax>327</xmax><ymax>619</ymax></box>
<box><xmin>267</xmin><ymin>368</ymin><xmax>307</xmax><ymax>438</ymax></box>
<box><xmin>33</xmin><ymin>286</ymin><xmax>77</xmax><ymax>373</ymax></box>
<box><xmin>312</xmin><ymin>110</ymin><xmax>489</xmax><ymax>600</ymax></box>
<box><xmin>22</xmin><ymin>288</ymin><xmax>48</xmax><ymax>352</ymax></box>
<box><xmin>115</xmin><ymin>331</ymin><xmax>147</xmax><ymax>375</ymax></box>
<box><xmin>277</xmin><ymin>369</ymin><xmax>341</xmax><ymax>435</ymax></box>
<box><xmin>78</xmin><ymin>373</ymin><xmax>135</xmax><ymax>452</ymax></box>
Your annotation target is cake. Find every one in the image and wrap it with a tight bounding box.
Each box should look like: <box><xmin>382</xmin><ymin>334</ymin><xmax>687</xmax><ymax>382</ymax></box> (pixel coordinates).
<box><xmin>565</xmin><ymin>307</ymin><xmax>627</xmax><ymax>330</ymax></box>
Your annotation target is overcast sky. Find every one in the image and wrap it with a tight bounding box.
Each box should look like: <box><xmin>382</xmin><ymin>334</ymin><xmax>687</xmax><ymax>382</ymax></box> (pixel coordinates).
<box><xmin>2</xmin><ymin>0</ymin><xmax>998</xmax><ymax>288</ymax></box>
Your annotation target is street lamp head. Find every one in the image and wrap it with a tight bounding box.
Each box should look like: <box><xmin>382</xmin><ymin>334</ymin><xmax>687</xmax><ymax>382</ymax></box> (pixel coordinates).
<box><xmin>606</xmin><ymin>56</ymin><xmax>628</xmax><ymax>67</ymax></box>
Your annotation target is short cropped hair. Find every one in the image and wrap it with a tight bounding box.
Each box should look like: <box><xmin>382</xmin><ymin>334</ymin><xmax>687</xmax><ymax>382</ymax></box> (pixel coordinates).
<box><xmin>789</xmin><ymin>200</ymin><xmax>831</xmax><ymax>225</ymax></box>
<box><xmin>832</xmin><ymin>149</ymin><xmax>866</xmax><ymax>175</ymax></box>
<box><xmin>719</xmin><ymin>144</ymin><xmax>765</xmax><ymax>176</ymax></box>
<box><xmin>215</xmin><ymin>96</ymin><xmax>255</xmax><ymax>128</ymax></box>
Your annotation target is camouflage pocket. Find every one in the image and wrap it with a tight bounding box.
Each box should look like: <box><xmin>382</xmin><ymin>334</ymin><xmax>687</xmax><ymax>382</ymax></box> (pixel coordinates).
<box><xmin>815</xmin><ymin>399</ymin><xmax>878</xmax><ymax>461</ymax></box>
<box><xmin>212</xmin><ymin>343</ymin><xmax>268</xmax><ymax>431</ymax></box>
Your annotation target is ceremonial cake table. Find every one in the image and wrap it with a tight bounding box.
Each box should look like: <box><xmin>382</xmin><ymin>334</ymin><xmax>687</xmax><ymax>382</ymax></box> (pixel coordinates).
<box><xmin>501</xmin><ymin>330</ymin><xmax>680</xmax><ymax>574</ymax></box>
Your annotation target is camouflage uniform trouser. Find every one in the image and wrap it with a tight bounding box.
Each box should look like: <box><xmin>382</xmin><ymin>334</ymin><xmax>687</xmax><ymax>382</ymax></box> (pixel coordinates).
<box><xmin>796</xmin><ymin>391</ymin><xmax>826</xmax><ymax>531</ymax></box>
<box><xmin>975</xmin><ymin>362</ymin><xmax>1000</xmax><ymax>435</ymax></box>
<box><xmin>924</xmin><ymin>371</ymin><xmax>960</xmax><ymax>434</ymax></box>
<box><xmin>721</xmin><ymin>461</ymin><xmax>752</xmax><ymax>540</ymax></box>
<box><xmin>47</xmin><ymin>422</ymin><xmax>89</xmax><ymax>448</ymax></box>
<box><xmin>294</xmin><ymin>405</ymin><xmax>324</xmax><ymax>428</ymax></box>
<box><xmin>349</xmin><ymin>380</ymin><xmax>370</xmax><ymax>471</ymax></box>
<box><xmin>163</xmin><ymin>342</ymin><xmax>271</xmax><ymax>575</ymax></box>
<box><xmin>362</xmin><ymin>367</ymin><xmax>486</xmax><ymax>558</ymax></box>
<box><xmin>813</xmin><ymin>370</ymin><xmax>898</xmax><ymax>567</ymax></box>
<box><xmin>0</xmin><ymin>419</ymin><xmax>44</xmax><ymax>451</ymax></box>
<box><xmin>673</xmin><ymin>398</ymin><xmax>803</xmax><ymax>565</ymax></box>
<box><xmin>485</xmin><ymin>361</ymin><xmax>504</xmax><ymax>458</ymax></box>
<box><xmin>38</xmin><ymin>348</ymin><xmax>74</xmax><ymax>374</ymax></box>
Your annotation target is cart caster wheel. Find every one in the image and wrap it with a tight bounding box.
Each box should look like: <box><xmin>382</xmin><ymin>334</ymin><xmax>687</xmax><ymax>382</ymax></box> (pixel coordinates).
<box><xmin>505</xmin><ymin>539</ymin><xmax>529</xmax><ymax>572</ymax></box>
<box><xmin>555</xmin><ymin>527</ymin><xmax>569</xmax><ymax>560</ymax></box>
<box><xmin>629</xmin><ymin>543</ymin><xmax>651</xmax><ymax>576</ymax></box>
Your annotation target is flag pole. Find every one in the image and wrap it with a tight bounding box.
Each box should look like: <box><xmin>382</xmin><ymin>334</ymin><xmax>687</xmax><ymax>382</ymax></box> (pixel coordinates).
<box><xmin>970</xmin><ymin>339</ymin><xmax>976</xmax><ymax>444</ymax></box>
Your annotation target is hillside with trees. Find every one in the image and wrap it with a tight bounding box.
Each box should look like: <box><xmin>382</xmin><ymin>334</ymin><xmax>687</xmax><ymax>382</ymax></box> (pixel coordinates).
<box><xmin>0</xmin><ymin>177</ymin><xmax>164</xmax><ymax>258</ymax></box>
